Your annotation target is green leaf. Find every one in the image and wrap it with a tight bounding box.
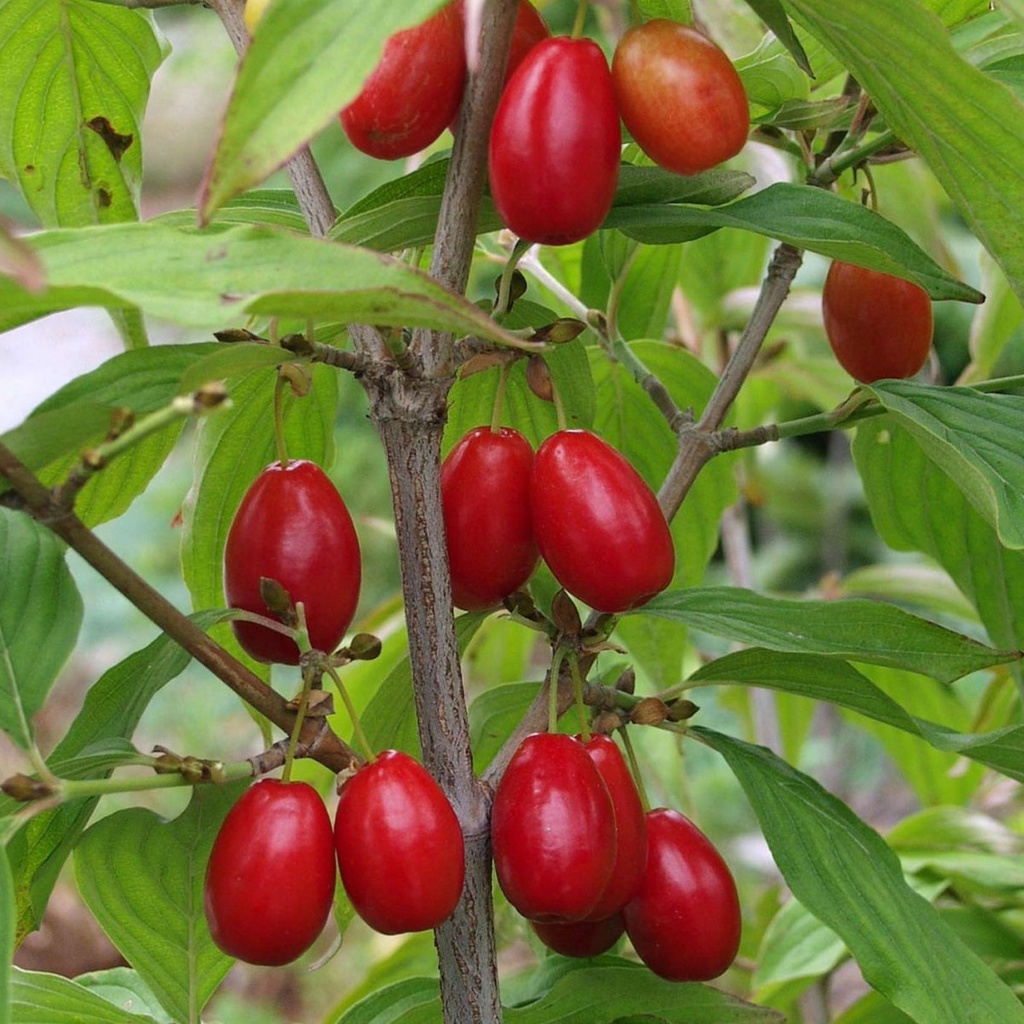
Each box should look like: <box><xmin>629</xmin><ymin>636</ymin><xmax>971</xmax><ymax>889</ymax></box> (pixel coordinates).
<box><xmin>780</xmin><ymin>0</ymin><xmax>1024</xmax><ymax>305</ymax></box>
<box><xmin>330</xmin><ymin>161</ymin><xmax>754</xmax><ymax>253</ymax></box>
<box><xmin>0</xmin><ymin>344</ymin><xmax>217</xmax><ymax>526</ymax></box>
<box><xmin>0</xmin><ymin>0</ymin><xmax>165</xmax><ymax>227</ymax></box>
<box><xmin>5</xmin><ymin>612</ymin><xmax>227</xmax><ymax>942</ymax></box>
<box><xmin>0</xmin><ymin>851</ymin><xmax>13</xmax><ymax>1024</ymax></box>
<box><xmin>736</xmin><ymin>35</ymin><xmax>813</xmax><ymax>111</ymax></box>
<box><xmin>180</xmin><ymin>364</ymin><xmax>337</xmax><ymax>665</ymax></box>
<box><xmin>963</xmin><ymin>254</ymin><xmax>1024</xmax><ymax>382</ymax></box>
<box><xmin>74</xmin><ymin>968</ymin><xmax>167</xmax><ymax>1024</ymax></box>
<box><xmin>155</xmin><ymin>189</ymin><xmax>312</xmax><ymax>234</ymax></box>
<box><xmin>469</xmin><ymin>683</ymin><xmax>541</xmax><ymax>773</ymax></box>
<box><xmin>332</xmin><ymin>977</ymin><xmax>440</xmax><ymax>1024</ymax></box>
<box><xmin>741</xmin><ymin>0</ymin><xmax>813</xmax><ymax>74</ymax></box>
<box><xmin>853</xmin><ymin>416</ymin><xmax>1024</xmax><ymax>653</ymax></box>
<box><xmin>690</xmin><ymin>648</ymin><xmax>1024</xmax><ymax>783</ymax></box>
<box><xmin>866</xmin><ymin>380</ymin><xmax>1024</xmax><ymax>550</ymax></box>
<box><xmin>504</xmin><ymin>961</ymin><xmax>784</xmax><ymax>1023</ymax></box>
<box><xmin>0</xmin><ymin>509</ymin><xmax>82</xmax><ymax>748</ymax></box>
<box><xmin>696</xmin><ymin>726</ymin><xmax>1024</xmax><ymax>1024</ymax></box>
<box><xmin>0</xmin><ymin>222</ymin><xmax>525</xmax><ymax>346</ymax></box>
<box><xmin>75</xmin><ymin>783</ymin><xmax>245</xmax><ymax>1024</ymax></box>
<box><xmin>636</xmin><ymin>0</ymin><xmax>693</xmax><ymax>24</ymax></box>
<box><xmin>640</xmin><ymin>586</ymin><xmax>1017</xmax><ymax>683</ymax></box>
<box><xmin>607</xmin><ymin>183</ymin><xmax>983</xmax><ymax>302</ymax></box>
<box><xmin>9</xmin><ymin>968</ymin><xmax>158</xmax><ymax>1024</ymax></box>
<box><xmin>201</xmin><ymin>0</ymin><xmax>443</xmax><ymax>216</ymax></box>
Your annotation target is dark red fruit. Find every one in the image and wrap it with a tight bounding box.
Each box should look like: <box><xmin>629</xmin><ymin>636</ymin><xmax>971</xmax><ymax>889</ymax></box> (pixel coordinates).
<box><xmin>204</xmin><ymin>779</ymin><xmax>336</xmax><ymax>966</ymax></box>
<box><xmin>334</xmin><ymin>750</ymin><xmax>465</xmax><ymax>934</ymax></box>
<box><xmin>623</xmin><ymin>808</ymin><xmax>741</xmax><ymax>982</ymax></box>
<box><xmin>532</xmin><ymin>912</ymin><xmax>625</xmax><ymax>958</ymax></box>
<box><xmin>581</xmin><ymin>734</ymin><xmax>647</xmax><ymax>920</ymax></box>
<box><xmin>612</xmin><ymin>20</ymin><xmax>749</xmax><ymax>176</ymax></box>
<box><xmin>340</xmin><ymin>3</ymin><xmax>466</xmax><ymax>160</ymax></box>
<box><xmin>441</xmin><ymin>426</ymin><xmax>538</xmax><ymax>611</ymax></box>
<box><xmin>223</xmin><ymin>459</ymin><xmax>361</xmax><ymax>664</ymax></box>
<box><xmin>489</xmin><ymin>36</ymin><xmax>621</xmax><ymax>245</ymax></box>
<box><xmin>531</xmin><ymin>430</ymin><xmax>674</xmax><ymax>612</ymax></box>
<box><xmin>822</xmin><ymin>260</ymin><xmax>934</xmax><ymax>383</ymax></box>
<box><xmin>491</xmin><ymin>732</ymin><xmax>617</xmax><ymax>922</ymax></box>
<box><xmin>451</xmin><ymin>0</ymin><xmax>549</xmax><ymax>132</ymax></box>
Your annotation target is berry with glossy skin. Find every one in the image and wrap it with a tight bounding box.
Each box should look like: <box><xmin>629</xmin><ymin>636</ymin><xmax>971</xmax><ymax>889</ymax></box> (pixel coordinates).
<box><xmin>441</xmin><ymin>426</ymin><xmax>538</xmax><ymax>611</ymax></box>
<box><xmin>334</xmin><ymin>750</ymin><xmax>465</xmax><ymax>934</ymax></box>
<box><xmin>341</xmin><ymin>3</ymin><xmax>466</xmax><ymax>160</ymax></box>
<box><xmin>582</xmin><ymin>734</ymin><xmax>648</xmax><ymax>920</ymax></box>
<box><xmin>531</xmin><ymin>430</ymin><xmax>674</xmax><ymax>613</ymax></box>
<box><xmin>623</xmin><ymin>808</ymin><xmax>741</xmax><ymax>982</ymax></box>
<box><xmin>612</xmin><ymin>20</ymin><xmax>749</xmax><ymax>176</ymax></box>
<box><xmin>822</xmin><ymin>261</ymin><xmax>934</xmax><ymax>383</ymax></box>
<box><xmin>491</xmin><ymin>732</ymin><xmax>617</xmax><ymax>922</ymax></box>
<box><xmin>489</xmin><ymin>37</ymin><xmax>621</xmax><ymax>245</ymax></box>
<box><xmin>204</xmin><ymin>779</ymin><xmax>336</xmax><ymax>966</ymax></box>
<box><xmin>532</xmin><ymin>912</ymin><xmax>625</xmax><ymax>958</ymax></box>
<box><xmin>223</xmin><ymin>460</ymin><xmax>361</xmax><ymax>664</ymax></box>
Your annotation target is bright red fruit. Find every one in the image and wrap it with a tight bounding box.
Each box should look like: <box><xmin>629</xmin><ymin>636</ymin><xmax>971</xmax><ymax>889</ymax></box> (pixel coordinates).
<box><xmin>531</xmin><ymin>430</ymin><xmax>674</xmax><ymax>613</ymax></box>
<box><xmin>334</xmin><ymin>750</ymin><xmax>465</xmax><ymax>934</ymax></box>
<box><xmin>822</xmin><ymin>260</ymin><xmax>934</xmax><ymax>383</ymax></box>
<box><xmin>623</xmin><ymin>808</ymin><xmax>741</xmax><ymax>982</ymax></box>
<box><xmin>441</xmin><ymin>426</ymin><xmax>538</xmax><ymax>611</ymax></box>
<box><xmin>491</xmin><ymin>732</ymin><xmax>617</xmax><ymax>922</ymax></box>
<box><xmin>489</xmin><ymin>37</ymin><xmax>621</xmax><ymax>245</ymax></box>
<box><xmin>204</xmin><ymin>779</ymin><xmax>336</xmax><ymax>966</ymax></box>
<box><xmin>223</xmin><ymin>460</ymin><xmax>361</xmax><ymax>665</ymax></box>
<box><xmin>612</xmin><ymin>20</ymin><xmax>748</xmax><ymax>176</ymax></box>
<box><xmin>581</xmin><ymin>734</ymin><xmax>648</xmax><ymax>920</ymax></box>
<box><xmin>532</xmin><ymin>912</ymin><xmax>625</xmax><ymax>958</ymax></box>
<box><xmin>340</xmin><ymin>3</ymin><xmax>466</xmax><ymax>160</ymax></box>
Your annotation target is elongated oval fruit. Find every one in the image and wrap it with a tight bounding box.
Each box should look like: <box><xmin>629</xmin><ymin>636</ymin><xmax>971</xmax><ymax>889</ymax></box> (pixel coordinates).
<box><xmin>531</xmin><ymin>430</ymin><xmax>674</xmax><ymax>612</ymax></box>
<box><xmin>204</xmin><ymin>779</ymin><xmax>336</xmax><ymax>966</ymax></box>
<box><xmin>441</xmin><ymin>426</ymin><xmax>538</xmax><ymax>611</ymax></box>
<box><xmin>334</xmin><ymin>750</ymin><xmax>465</xmax><ymax>934</ymax></box>
<box><xmin>491</xmin><ymin>732</ymin><xmax>617</xmax><ymax>922</ymax></box>
<box><xmin>623</xmin><ymin>808</ymin><xmax>741</xmax><ymax>982</ymax></box>
<box><xmin>532</xmin><ymin>912</ymin><xmax>625</xmax><ymax>958</ymax></box>
<box><xmin>223</xmin><ymin>459</ymin><xmax>361</xmax><ymax>665</ymax></box>
<box><xmin>489</xmin><ymin>36</ymin><xmax>621</xmax><ymax>245</ymax></box>
<box><xmin>822</xmin><ymin>260</ymin><xmax>934</xmax><ymax>383</ymax></box>
<box><xmin>582</xmin><ymin>734</ymin><xmax>648</xmax><ymax>920</ymax></box>
<box><xmin>612</xmin><ymin>20</ymin><xmax>748</xmax><ymax>176</ymax></box>
<box><xmin>341</xmin><ymin>2</ymin><xmax>466</xmax><ymax>160</ymax></box>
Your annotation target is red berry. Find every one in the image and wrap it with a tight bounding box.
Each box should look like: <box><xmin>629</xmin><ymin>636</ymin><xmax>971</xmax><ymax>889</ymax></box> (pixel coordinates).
<box><xmin>531</xmin><ymin>912</ymin><xmax>625</xmax><ymax>958</ymax></box>
<box><xmin>822</xmin><ymin>261</ymin><xmax>934</xmax><ymax>383</ymax></box>
<box><xmin>581</xmin><ymin>734</ymin><xmax>648</xmax><ymax>920</ymax></box>
<box><xmin>334</xmin><ymin>750</ymin><xmax>465</xmax><ymax>934</ymax></box>
<box><xmin>612</xmin><ymin>20</ymin><xmax>749</xmax><ymax>176</ymax></box>
<box><xmin>204</xmin><ymin>779</ymin><xmax>336</xmax><ymax>966</ymax></box>
<box><xmin>223</xmin><ymin>460</ymin><xmax>361</xmax><ymax>665</ymax></box>
<box><xmin>531</xmin><ymin>430</ymin><xmax>674</xmax><ymax>613</ymax></box>
<box><xmin>489</xmin><ymin>37</ymin><xmax>621</xmax><ymax>245</ymax></box>
<box><xmin>441</xmin><ymin>426</ymin><xmax>538</xmax><ymax>611</ymax></box>
<box><xmin>623</xmin><ymin>808</ymin><xmax>741</xmax><ymax>982</ymax></box>
<box><xmin>491</xmin><ymin>732</ymin><xmax>617</xmax><ymax>922</ymax></box>
<box><xmin>341</xmin><ymin>3</ymin><xmax>466</xmax><ymax>160</ymax></box>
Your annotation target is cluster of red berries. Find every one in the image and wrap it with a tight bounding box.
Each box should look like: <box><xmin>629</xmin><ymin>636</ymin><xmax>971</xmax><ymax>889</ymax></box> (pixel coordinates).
<box><xmin>340</xmin><ymin>4</ymin><xmax>750</xmax><ymax>245</ymax></box>
<box><xmin>204</xmin><ymin>751</ymin><xmax>465</xmax><ymax>966</ymax></box>
<box><xmin>493</xmin><ymin>731</ymin><xmax>741</xmax><ymax>981</ymax></box>
<box><xmin>441</xmin><ymin>426</ymin><xmax>674</xmax><ymax>614</ymax></box>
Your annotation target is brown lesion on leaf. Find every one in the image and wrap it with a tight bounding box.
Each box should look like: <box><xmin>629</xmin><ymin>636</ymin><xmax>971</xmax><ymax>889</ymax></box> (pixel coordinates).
<box><xmin>97</xmin><ymin>187</ymin><xmax>113</xmax><ymax>209</ymax></box>
<box><xmin>85</xmin><ymin>116</ymin><xmax>134</xmax><ymax>163</ymax></box>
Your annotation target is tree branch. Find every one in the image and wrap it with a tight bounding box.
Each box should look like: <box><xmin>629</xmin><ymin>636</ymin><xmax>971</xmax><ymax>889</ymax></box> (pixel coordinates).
<box><xmin>0</xmin><ymin>442</ymin><xmax>359</xmax><ymax>774</ymax></box>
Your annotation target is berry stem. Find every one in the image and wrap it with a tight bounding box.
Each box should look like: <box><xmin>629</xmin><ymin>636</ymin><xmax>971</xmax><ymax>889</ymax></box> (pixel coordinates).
<box><xmin>569</xmin><ymin>654</ymin><xmax>591</xmax><ymax>742</ymax></box>
<box><xmin>326</xmin><ymin>664</ymin><xmax>377</xmax><ymax>764</ymax></box>
<box><xmin>494</xmin><ymin>238</ymin><xmax>530</xmax><ymax>319</ymax></box>
<box><xmin>547</xmin><ymin>648</ymin><xmax>566</xmax><ymax>735</ymax></box>
<box><xmin>571</xmin><ymin>0</ymin><xmax>590</xmax><ymax>39</ymax></box>
<box><xmin>491</xmin><ymin>361</ymin><xmax>512</xmax><ymax>433</ymax></box>
<box><xmin>550</xmin><ymin>373</ymin><xmax>568</xmax><ymax>431</ymax></box>
<box><xmin>618</xmin><ymin>726</ymin><xmax>651</xmax><ymax>814</ymax></box>
<box><xmin>273</xmin><ymin>372</ymin><xmax>290</xmax><ymax>466</ymax></box>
